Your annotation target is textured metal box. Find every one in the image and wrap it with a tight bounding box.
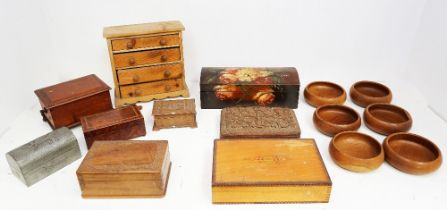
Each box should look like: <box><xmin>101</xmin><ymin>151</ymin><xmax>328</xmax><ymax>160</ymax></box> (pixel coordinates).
<box><xmin>5</xmin><ymin>127</ymin><xmax>81</xmax><ymax>187</ymax></box>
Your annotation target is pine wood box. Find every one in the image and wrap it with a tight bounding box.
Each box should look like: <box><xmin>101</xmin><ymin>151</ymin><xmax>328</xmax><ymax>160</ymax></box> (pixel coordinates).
<box><xmin>212</xmin><ymin>139</ymin><xmax>332</xmax><ymax>204</ymax></box>
<box><xmin>200</xmin><ymin>67</ymin><xmax>300</xmax><ymax>109</ymax></box>
<box><xmin>34</xmin><ymin>74</ymin><xmax>113</xmax><ymax>129</ymax></box>
<box><xmin>152</xmin><ymin>99</ymin><xmax>197</xmax><ymax>131</ymax></box>
<box><xmin>5</xmin><ymin>127</ymin><xmax>81</xmax><ymax>187</ymax></box>
<box><xmin>76</xmin><ymin>140</ymin><xmax>171</xmax><ymax>198</ymax></box>
<box><xmin>220</xmin><ymin>106</ymin><xmax>300</xmax><ymax>138</ymax></box>
<box><xmin>80</xmin><ymin>105</ymin><xmax>146</xmax><ymax>149</ymax></box>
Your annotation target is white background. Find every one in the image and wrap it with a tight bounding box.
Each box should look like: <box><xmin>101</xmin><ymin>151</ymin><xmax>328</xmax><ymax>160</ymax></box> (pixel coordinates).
<box><xmin>0</xmin><ymin>0</ymin><xmax>446</xmax><ymax>209</ymax></box>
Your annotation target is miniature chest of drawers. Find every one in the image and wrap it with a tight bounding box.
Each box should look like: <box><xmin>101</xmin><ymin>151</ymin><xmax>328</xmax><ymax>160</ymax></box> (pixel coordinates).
<box><xmin>152</xmin><ymin>99</ymin><xmax>197</xmax><ymax>131</ymax></box>
<box><xmin>103</xmin><ymin>21</ymin><xmax>189</xmax><ymax>107</ymax></box>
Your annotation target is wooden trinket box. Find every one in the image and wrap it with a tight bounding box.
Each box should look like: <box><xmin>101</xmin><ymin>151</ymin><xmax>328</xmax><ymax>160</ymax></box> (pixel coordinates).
<box><xmin>34</xmin><ymin>74</ymin><xmax>113</xmax><ymax>129</ymax></box>
<box><xmin>80</xmin><ymin>105</ymin><xmax>146</xmax><ymax>149</ymax></box>
<box><xmin>212</xmin><ymin>139</ymin><xmax>332</xmax><ymax>204</ymax></box>
<box><xmin>6</xmin><ymin>127</ymin><xmax>81</xmax><ymax>187</ymax></box>
<box><xmin>152</xmin><ymin>99</ymin><xmax>197</xmax><ymax>131</ymax></box>
<box><xmin>220</xmin><ymin>106</ymin><xmax>300</xmax><ymax>138</ymax></box>
<box><xmin>76</xmin><ymin>140</ymin><xmax>171</xmax><ymax>198</ymax></box>
<box><xmin>103</xmin><ymin>21</ymin><xmax>189</xmax><ymax>107</ymax></box>
<box><xmin>200</xmin><ymin>67</ymin><xmax>300</xmax><ymax>109</ymax></box>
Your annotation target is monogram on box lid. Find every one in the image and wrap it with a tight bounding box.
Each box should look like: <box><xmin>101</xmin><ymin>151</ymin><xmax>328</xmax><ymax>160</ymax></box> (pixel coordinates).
<box><xmin>76</xmin><ymin>140</ymin><xmax>171</xmax><ymax>198</ymax></box>
<box><xmin>34</xmin><ymin>74</ymin><xmax>113</xmax><ymax>129</ymax></box>
<box><xmin>220</xmin><ymin>107</ymin><xmax>300</xmax><ymax>138</ymax></box>
<box><xmin>80</xmin><ymin>105</ymin><xmax>146</xmax><ymax>149</ymax></box>
<box><xmin>5</xmin><ymin>127</ymin><xmax>81</xmax><ymax>187</ymax></box>
<box><xmin>200</xmin><ymin>67</ymin><xmax>300</xmax><ymax>109</ymax></box>
<box><xmin>212</xmin><ymin>139</ymin><xmax>332</xmax><ymax>204</ymax></box>
<box><xmin>152</xmin><ymin>99</ymin><xmax>197</xmax><ymax>131</ymax></box>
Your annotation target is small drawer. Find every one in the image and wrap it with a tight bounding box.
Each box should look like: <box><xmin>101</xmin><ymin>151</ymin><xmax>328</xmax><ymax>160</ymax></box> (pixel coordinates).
<box><xmin>113</xmin><ymin>47</ymin><xmax>181</xmax><ymax>69</ymax></box>
<box><xmin>117</xmin><ymin>63</ymin><xmax>183</xmax><ymax>85</ymax></box>
<box><xmin>111</xmin><ymin>34</ymin><xmax>181</xmax><ymax>51</ymax></box>
<box><xmin>120</xmin><ymin>78</ymin><xmax>185</xmax><ymax>98</ymax></box>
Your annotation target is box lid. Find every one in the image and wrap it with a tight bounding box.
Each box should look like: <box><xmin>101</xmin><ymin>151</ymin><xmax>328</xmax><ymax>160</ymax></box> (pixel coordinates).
<box><xmin>152</xmin><ymin>99</ymin><xmax>196</xmax><ymax>116</ymax></box>
<box><xmin>212</xmin><ymin>139</ymin><xmax>331</xmax><ymax>186</ymax></box>
<box><xmin>81</xmin><ymin>105</ymin><xmax>143</xmax><ymax>132</ymax></box>
<box><xmin>77</xmin><ymin>140</ymin><xmax>168</xmax><ymax>175</ymax></box>
<box><xmin>103</xmin><ymin>20</ymin><xmax>185</xmax><ymax>38</ymax></box>
<box><xmin>34</xmin><ymin>74</ymin><xmax>110</xmax><ymax>109</ymax></box>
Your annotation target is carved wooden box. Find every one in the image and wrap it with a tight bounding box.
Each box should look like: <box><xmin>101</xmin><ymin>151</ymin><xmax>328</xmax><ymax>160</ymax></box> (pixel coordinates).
<box><xmin>152</xmin><ymin>99</ymin><xmax>197</xmax><ymax>131</ymax></box>
<box><xmin>220</xmin><ymin>106</ymin><xmax>300</xmax><ymax>138</ymax></box>
<box><xmin>80</xmin><ymin>105</ymin><xmax>146</xmax><ymax>149</ymax></box>
<box><xmin>212</xmin><ymin>139</ymin><xmax>332</xmax><ymax>204</ymax></box>
<box><xmin>103</xmin><ymin>20</ymin><xmax>189</xmax><ymax>107</ymax></box>
<box><xmin>34</xmin><ymin>74</ymin><xmax>113</xmax><ymax>129</ymax></box>
<box><xmin>200</xmin><ymin>67</ymin><xmax>300</xmax><ymax>109</ymax></box>
<box><xmin>5</xmin><ymin>127</ymin><xmax>81</xmax><ymax>187</ymax></box>
<box><xmin>76</xmin><ymin>140</ymin><xmax>171</xmax><ymax>198</ymax></box>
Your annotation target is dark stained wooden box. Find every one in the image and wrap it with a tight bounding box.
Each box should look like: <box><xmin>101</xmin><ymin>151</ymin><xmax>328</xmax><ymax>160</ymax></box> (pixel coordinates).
<box><xmin>80</xmin><ymin>105</ymin><xmax>146</xmax><ymax>149</ymax></box>
<box><xmin>34</xmin><ymin>74</ymin><xmax>113</xmax><ymax>129</ymax></box>
<box><xmin>76</xmin><ymin>140</ymin><xmax>171</xmax><ymax>198</ymax></box>
<box><xmin>152</xmin><ymin>99</ymin><xmax>197</xmax><ymax>131</ymax></box>
<box><xmin>200</xmin><ymin>67</ymin><xmax>300</xmax><ymax>109</ymax></box>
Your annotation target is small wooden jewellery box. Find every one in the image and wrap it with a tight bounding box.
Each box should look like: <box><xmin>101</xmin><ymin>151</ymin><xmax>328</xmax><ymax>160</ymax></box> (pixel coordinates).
<box><xmin>152</xmin><ymin>99</ymin><xmax>197</xmax><ymax>131</ymax></box>
<box><xmin>220</xmin><ymin>106</ymin><xmax>300</xmax><ymax>138</ymax></box>
<box><xmin>76</xmin><ymin>140</ymin><xmax>171</xmax><ymax>198</ymax></box>
<box><xmin>34</xmin><ymin>74</ymin><xmax>112</xmax><ymax>129</ymax></box>
<box><xmin>212</xmin><ymin>139</ymin><xmax>332</xmax><ymax>203</ymax></box>
<box><xmin>80</xmin><ymin>105</ymin><xmax>146</xmax><ymax>149</ymax></box>
<box><xmin>6</xmin><ymin>127</ymin><xmax>81</xmax><ymax>187</ymax></box>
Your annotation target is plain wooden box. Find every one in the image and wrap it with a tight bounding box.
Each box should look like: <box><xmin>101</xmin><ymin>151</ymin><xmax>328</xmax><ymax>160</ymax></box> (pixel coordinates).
<box><xmin>212</xmin><ymin>139</ymin><xmax>332</xmax><ymax>204</ymax></box>
<box><xmin>76</xmin><ymin>140</ymin><xmax>171</xmax><ymax>198</ymax></box>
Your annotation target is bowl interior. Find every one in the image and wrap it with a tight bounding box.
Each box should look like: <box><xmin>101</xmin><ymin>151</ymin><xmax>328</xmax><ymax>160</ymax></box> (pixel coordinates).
<box><xmin>308</xmin><ymin>82</ymin><xmax>344</xmax><ymax>98</ymax></box>
<box><xmin>368</xmin><ymin>104</ymin><xmax>410</xmax><ymax>124</ymax></box>
<box><xmin>318</xmin><ymin>106</ymin><xmax>359</xmax><ymax>125</ymax></box>
<box><xmin>354</xmin><ymin>82</ymin><xmax>390</xmax><ymax>97</ymax></box>
<box><xmin>334</xmin><ymin>132</ymin><xmax>381</xmax><ymax>159</ymax></box>
<box><xmin>388</xmin><ymin>134</ymin><xmax>439</xmax><ymax>162</ymax></box>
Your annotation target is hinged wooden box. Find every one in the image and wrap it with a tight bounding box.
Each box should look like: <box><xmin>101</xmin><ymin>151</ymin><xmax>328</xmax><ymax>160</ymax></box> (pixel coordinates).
<box><xmin>34</xmin><ymin>74</ymin><xmax>113</xmax><ymax>129</ymax></box>
<box><xmin>200</xmin><ymin>67</ymin><xmax>300</xmax><ymax>109</ymax></box>
<box><xmin>220</xmin><ymin>106</ymin><xmax>300</xmax><ymax>138</ymax></box>
<box><xmin>212</xmin><ymin>139</ymin><xmax>332</xmax><ymax>204</ymax></box>
<box><xmin>103</xmin><ymin>21</ymin><xmax>189</xmax><ymax>107</ymax></box>
<box><xmin>76</xmin><ymin>140</ymin><xmax>171</xmax><ymax>198</ymax></box>
<box><xmin>6</xmin><ymin>127</ymin><xmax>81</xmax><ymax>187</ymax></box>
<box><xmin>80</xmin><ymin>105</ymin><xmax>146</xmax><ymax>149</ymax></box>
<box><xmin>152</xmin><ymin>99</ymin><xmax>197</xmax><ymax>131</ymax></box>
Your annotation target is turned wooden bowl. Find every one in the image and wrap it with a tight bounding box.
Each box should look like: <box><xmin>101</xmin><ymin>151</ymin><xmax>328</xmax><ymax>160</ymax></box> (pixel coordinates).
<box><xmin>350</xmin><ymin>81</ymin><xmax>392</xmax><ymax>107</ymax></box>
<box><xmin>330</xmin><ymin>131</ymin><xmax>384</xmax><ymax>172</ymax></box>
<box><xmin>383</xmin><ymin>132</ymin><xmax>442</xmax><ymax>175</ymax></box>
<box><xmin>304</xmin><ymin>81</ymin><xmax>347</xmax><ymax>107</ymax></box>
<box><xmin>364</xmin><ymin>103</ymin><xmax>412</xmax><ymax>135</ymax></box>
<box><xmin>313</xmin><ymin>105</ymin><xmax>361</xmax><ymax>136</ymax></box>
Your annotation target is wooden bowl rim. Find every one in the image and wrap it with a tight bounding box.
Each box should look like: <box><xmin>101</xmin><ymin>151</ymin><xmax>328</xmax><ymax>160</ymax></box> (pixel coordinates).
<box><xmin>365</xmin><ymin>103</ymin><xmax>412</xmax><ymax>125</ymax></box>
<box><xmin>305</xmin><ymin>81</ymin><xmax>346</xmax><ymax>100</ymax></box>
<box><xmin>332</xmin><ymin>131</ymin><xmax>384</xmax><ymax>161</ymax></box>
<box><xmin>351</xmin><ymin>80</ymin><xmax>392</xmax><ymax>98</ymax></box>
<box><xmin>315</xmin><ymin>105</ymin><xmax>361</xmax><ymax>127</ymax></box>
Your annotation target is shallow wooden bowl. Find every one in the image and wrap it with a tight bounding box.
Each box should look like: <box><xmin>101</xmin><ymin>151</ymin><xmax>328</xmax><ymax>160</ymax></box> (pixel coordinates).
<box><xmin>350</xmin><ymin>81</ymin><xmax>392</xmax><ymax>107</ymax></box>
<box><xmin>383</xmin><ymin>132</ymin><xmax>442</xmax><ymax>175</ymax></box>
<box><xmin>304</xmin><ymin>81</ymin><xmax>347</xmax><ymax>107</ymax></box>
<box><xmin>364</xmin><ymin>103</ymin><xmax>412</xmax><ymax>135</ymax></box>
<box><xmin>313</xmin><ymin>105</ymin><xmax>361</xmax><ymax>136</ymax></box>
<box><xmin>330</xmin><ymin>131</ymin><xmax>384</xmax><ymax>172</ymax></box>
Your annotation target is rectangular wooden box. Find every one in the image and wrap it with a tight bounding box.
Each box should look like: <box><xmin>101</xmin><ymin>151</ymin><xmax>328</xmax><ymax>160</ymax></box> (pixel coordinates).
<box><xmin>103</xmin><ymin>21</ymin><xmax>189</xmax><ymax>107</ymax></box>
<box><xmin>5</xmin><ymin>127</ymin><xmax>81</xmax><ymax>187</ymax></box>
<box><xmin>200</xmin><ymin>67</ymin><xmax>300</xmax><ymax>109</ymax></box>
<box><xmin>152</xmin><ymin>99</ymin><xmax>197</xmax><ymax>131</ymax></box>
<box><xmin>34</xmin><ymin>74</ymin><xmax>113</xmax><ymax>129</ymax></box>
<box><xmin>220</xmin><ymin>106</ymin><xmax>300</xmax><ymax>138</ymax></box>
<box><xmin>212</xmin><ymin>139</ymin><xmax>332</xmax><ymax>203</ymax></box>
<box><xmin>80</xmin><ymin>105</ymin><xmax>146</xmax><ymax>149</ymax></box>
<box><xmin>76</xmin><ymin>140</ymin><xmax>171</xmax><ymax>198</ymax></box>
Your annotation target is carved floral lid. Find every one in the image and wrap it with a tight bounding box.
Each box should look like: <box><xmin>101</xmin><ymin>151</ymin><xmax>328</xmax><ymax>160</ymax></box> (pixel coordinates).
<box><xmin>152</xmin><ymin>99</ymin><xmax>196</xmax><ymax>116</ymax></box>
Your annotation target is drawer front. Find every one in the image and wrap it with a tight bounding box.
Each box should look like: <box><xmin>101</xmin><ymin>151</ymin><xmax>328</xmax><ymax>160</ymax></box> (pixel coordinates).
<box><xmin>113</xmin><ymin>47</ymin><xmax>181</xmax><ymax>69</ymax></box>
<box><xmin>117</xmin><ymin>63</ymin><xmax>183</xmax><ymax>85</ymax></box>
<box><xmin>111</xmin><ymin>34</ymin><xmax>181</xmax><ymax>51</ymax></box>
<box><xmin>120</xmin><ymin>78</ymin><xmax>185</xmax><ymax>98</ymax></box>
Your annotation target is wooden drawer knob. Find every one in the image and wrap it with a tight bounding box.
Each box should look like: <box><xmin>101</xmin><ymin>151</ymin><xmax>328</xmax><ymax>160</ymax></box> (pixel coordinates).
<box><xmin>160</xmin><ymin>55</ymin><xmax>168</xmax><ymax>62</ymax></box>
<box><xmin>128</xmin><ymin>57</ymin><xmax>136</xmax><ymax>65</ymax></box>
<box><xmin>163</xmin><ymin>70</ymin><xmax>171</xmax><ymax>78</ymax></box>
<box><xmin>159</xmin><ymin>38</ymin><xmax>167</xmax><ymax>46</ymax></box>
<box><xmin>132</xmin><ymin>74</ymin><xmax>140</xmax><ymax>82</ymax></box>
<box><xmin>135</xmin><ymin>89</ymin><xmax>142</xmax><ymax>96</ymax></box>
<box><xmin>165</xmin><ymin>85</ymin><xmax>171</xmax><ymax>91</ymax></box>
<box><xmin>127</xmin><ymin>39</ymin><xmax>136</xmax><ymax>49</ymax></box>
